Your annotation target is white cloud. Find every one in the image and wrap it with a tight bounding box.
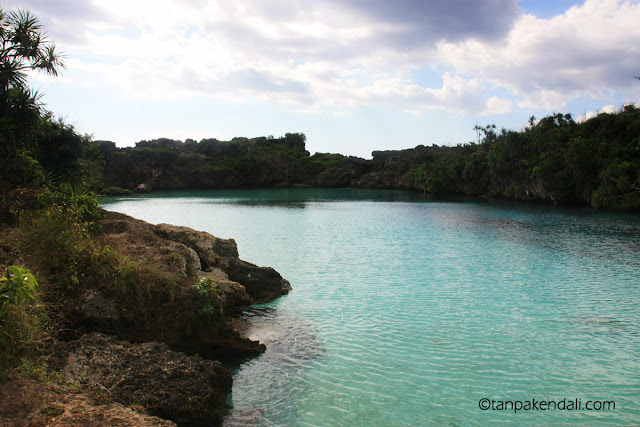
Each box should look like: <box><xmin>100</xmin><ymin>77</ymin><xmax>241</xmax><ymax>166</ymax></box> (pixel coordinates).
<box><xmin>438</xmin><ymin>0</ymin><xmax>640</xmax><ymax>111</ymax></box>
<box><xmin>421</xmin><ymin>73</ymin><xmax>486</xmax><ymax>114</ymax></box>
<box><xmin>576</xmin><ymin>103</ymin><xmax>618</xmax><ymax>122</ymax></box>
<box><xmin>4</xmin><ymin>0</ymin><xmax>523</xmax><ymax>113</ymax></box>
<box><xmin>6</xmin><ymin>0</ymin><xmax>640</xmax><ymax>122</ymax></box>
<box><xmin>486</xmin><ymin>96</ymin><xmax>513</xmax><ymax>115</ymax></box>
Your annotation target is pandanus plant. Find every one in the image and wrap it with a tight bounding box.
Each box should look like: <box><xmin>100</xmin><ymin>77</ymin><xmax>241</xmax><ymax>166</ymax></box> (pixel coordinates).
<box><xmin>0</xmin><ymin>8</ymin><xmax>65</xmax><ymax>157</ymax></box>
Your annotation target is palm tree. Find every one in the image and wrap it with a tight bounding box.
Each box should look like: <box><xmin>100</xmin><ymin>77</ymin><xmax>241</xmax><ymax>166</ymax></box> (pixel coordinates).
<box><xmin>0</xmin><ymin>9</ymin><xmax>64</xmax><ymax>91</ymax></box>
<box><xmin>0</xmin><ymin>8</ymin><xmax>64</xmax><ymax>160</ymax></box>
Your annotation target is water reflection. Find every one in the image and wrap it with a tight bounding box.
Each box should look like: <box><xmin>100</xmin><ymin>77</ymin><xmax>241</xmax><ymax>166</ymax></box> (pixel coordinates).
<box><xmin>457</xmin><ymin>204</ymin><xmax>640</xmax><ymax>267</ymax></box>
<box><xmin>233</xmin><ymin>200</ymin><xmax>307</xmax><ymax>209</ymax></box>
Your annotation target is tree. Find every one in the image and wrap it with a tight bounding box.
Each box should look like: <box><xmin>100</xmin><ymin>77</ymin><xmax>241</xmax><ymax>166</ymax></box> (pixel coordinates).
<box><xmin>0</xmin><ymin>8</ymin><xmax>65</xmax><ymax>183</ymax></box>
<box><xmin>0</xmin><ymin>9</ymin><xmax>64</xmax><ymax>91</ymax></box>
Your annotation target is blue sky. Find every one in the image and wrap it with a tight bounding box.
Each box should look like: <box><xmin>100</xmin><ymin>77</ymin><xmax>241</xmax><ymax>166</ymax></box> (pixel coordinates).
<box><xmin>6</xmin><ymin>0</ymin><xmax>640</xmax><ymax>158</ymax></box>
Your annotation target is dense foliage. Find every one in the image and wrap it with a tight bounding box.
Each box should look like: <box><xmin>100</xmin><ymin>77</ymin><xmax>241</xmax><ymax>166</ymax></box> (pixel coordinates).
<box><xmin>90</xmin><ymin>108</ymin><xmax>640</xmax><ymax>210</ymax></box>
<box><xmin>398</xmin><ymin>109</ymin><xmax>640</xmax><ymax>209</ymax></box>
<box><xmin>0</xmin><ymin>8</ymin><xmax>78</xmax><ymax>187</ymax></box>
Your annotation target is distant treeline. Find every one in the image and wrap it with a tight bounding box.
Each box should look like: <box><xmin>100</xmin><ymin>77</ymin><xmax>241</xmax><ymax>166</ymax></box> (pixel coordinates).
<box><xmin>2</xmin><ymin>107</ymin><xmax>640</xmax><ymax>210</ymax></box>
<box><xmin>81</xmin><ymin>106</ymin><xmax>638</xmax><ymax>210</ymax></box>
<box><xmin>1</xmin><ymin>6</ymin><xmax>638</xmax><ymax>211</ymax></box>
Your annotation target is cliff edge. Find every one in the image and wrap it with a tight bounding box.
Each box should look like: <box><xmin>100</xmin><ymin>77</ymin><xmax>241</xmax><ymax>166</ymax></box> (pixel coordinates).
<box><xmin>1</xmin><ymin>197</ymin><xmax>291</xmax><ymax>426</ymax></box>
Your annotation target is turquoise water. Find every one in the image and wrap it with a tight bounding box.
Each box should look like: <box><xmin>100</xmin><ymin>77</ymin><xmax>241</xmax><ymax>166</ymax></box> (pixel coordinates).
<box><xmin>100</xmin><ymin>189</ymin><xmax>640</xmax><ymax>426</ymax></box>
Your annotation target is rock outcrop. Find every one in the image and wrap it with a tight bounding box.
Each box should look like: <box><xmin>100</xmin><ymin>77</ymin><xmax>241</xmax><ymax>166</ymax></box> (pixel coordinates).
<box><xmin>50</xmin><ymin>333</ymin><xmax>232</xmax><ymax>426</ymax></box>
<box><xmin>99</xmin><ymin>210</ymin><xmax>291</xmax><ymax>304</ymax></box>
<box><xmin>151</xmin><ymin>222</ymin><xmax>292</xmax><ymax>304</ymax></box>
<box><xmin>1</xmin><ymin>191</ymin><xmax>293</xmax><ymax>426</ymax></box>
<box><xmin>0</xmin><ymin>371</ymin><xmax>175</xmax><ymax>426</ymax></box>
<box><xmin>70</xmin><ymin>210</ymin><xmax>290</xmax><ymax>359</ymax></box>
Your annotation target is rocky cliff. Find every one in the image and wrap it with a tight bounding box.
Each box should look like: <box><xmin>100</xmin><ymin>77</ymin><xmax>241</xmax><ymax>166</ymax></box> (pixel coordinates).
<box><xmin>1</xmin><ymin>199</ymin><xmax>292</xmax><ymax>426</ymax></box>
<box><xmin>73</xmin><ymin>210</ymin><xmax>291</xmax><ymax>360</ymax></box>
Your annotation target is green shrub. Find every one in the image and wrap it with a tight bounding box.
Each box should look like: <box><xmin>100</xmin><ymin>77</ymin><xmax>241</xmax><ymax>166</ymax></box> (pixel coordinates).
<box><xmin>18</xmin><ymin>208</ymin><xmax>99</xmax><ymax>296</ymax></box>
<box><xmin>0</xmin><ymin>266</ymin><xmax>49</xmax><ymax>371</ymax></box>
<box><xmin>0</xmin><ymin>266</ymin><xmax>38</xmax><ymax>311</ymax></box>
<box><xmin>194</xmin><ymin>277</ymin><xmax>220</xmax><ymax>317</ymax></box>
<box><xmin>101</xmin><ymin>187</ymin><xmax>133</xmax><ymax>196</ymax></box>
<box><xmin>38</xmin><ymin>183</ymin><xmax>101</xmax><ymax>236</ymax></box>
<box><xmin>16</xmin><ymin>185</ymin><xmax>103</xmax><ymax>298</ymax></box>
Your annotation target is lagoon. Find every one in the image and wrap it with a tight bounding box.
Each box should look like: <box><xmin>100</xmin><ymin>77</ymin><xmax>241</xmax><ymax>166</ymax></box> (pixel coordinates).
<box><xmin>101</xmin><ymin>189</ymin><xmax>640</xmax><ymax>426</ymax></box>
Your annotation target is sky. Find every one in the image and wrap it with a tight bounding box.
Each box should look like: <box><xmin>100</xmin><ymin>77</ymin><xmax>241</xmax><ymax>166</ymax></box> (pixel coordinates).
<box><xmin>4</xmin><ymin>0</ymin><xmax>640</xmax><ymax>158</ymax></box>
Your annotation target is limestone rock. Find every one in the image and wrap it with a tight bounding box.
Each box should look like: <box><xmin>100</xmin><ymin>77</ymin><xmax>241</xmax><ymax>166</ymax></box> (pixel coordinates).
<box><xmin>76</xmin><ymin>289</ymin><xmax>119</xmax><ymax>330</ymax></box>
<box><xmin>152</xmin><ymin>223</ymin><xmax>239</xmax><ymax>270</ymax></box>
<box><xmin>100</xmin><ymin>211</ymin><xmax>202</xmax><ymax>277</ymax></box>
<box><xmin>52</xmin><ymin>332</ymin><xmax>232</xmax><ymax>426</ymax></box>
<box><xmin>0</xmin><ymin>371</ymin><xmax>175</xmax><ymax>426</ymax></box>
<box><xmin>99</xmin><ymin>210</ymin><xmax>291</xmax><ymax>304</ymax></box>
<box><xmin>152</xmin><ymin>220</ymin><xmax>292</xmax><ymax>303</ymax></box>
<box><xmin>226</xmin><ymin>260</ymin><xmax>292</xmax><ymax>304</ymax></box>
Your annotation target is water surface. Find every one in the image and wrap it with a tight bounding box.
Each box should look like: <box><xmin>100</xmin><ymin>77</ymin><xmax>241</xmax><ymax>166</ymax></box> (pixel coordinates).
<box><xmin>101</xmin><ymin>189</ymin><xmax>640</xmax><ymax>426</ymax></box>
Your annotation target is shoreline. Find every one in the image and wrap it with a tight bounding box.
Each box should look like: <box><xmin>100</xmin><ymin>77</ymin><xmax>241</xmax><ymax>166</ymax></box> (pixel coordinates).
<box><xmin>1</xmin><ymin>197</ymin><xmax>292</xmax><ymax>426</ymax></box>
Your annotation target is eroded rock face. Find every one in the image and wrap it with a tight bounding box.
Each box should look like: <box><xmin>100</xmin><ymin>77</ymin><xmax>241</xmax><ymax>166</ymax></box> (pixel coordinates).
<box><xmin>53</xmin><ymin>210</ymin><xmax>293</xmax><ymax>425</ymax></box>
<box><xmin>152</xmin><ymin>223</ymin><xmax>292</xmax><ymax>303</ymax></box>
<box><xmin>226</xmin><ymin>260</ymin><xmax>292</xmax><ymax>304</ymax></box>
<box><xmin>99</xmin><ymin>210</ymin><xmax>291</xmax><ymax>303</ymax></box>
<box><xmin>99</xmin><ymin>211</ymin><xmax>202</xmax><ymax>277</ymax></box>
<box><xmin>152</xmin><ymin>224</ymin><xmax>239</xmax><ymax>270</ymax></box>
<box><xmin>77</xmin><ymin>288</ymin><xmax>120</xmax><ymax>330</ymax></box>
<box><xmin>52</xmin><ymin>333</ymin><xmax>232</xmax><ymax>427</ymax></box>
<box><xmin>74</xmin><ymin>209</ymin><xmax>290</xmax><ymax>358</ymax></box>
<box><xmin>0</xmin><ymin>372</ymin><xmax>175</xmax><ymax>427</ymax></box>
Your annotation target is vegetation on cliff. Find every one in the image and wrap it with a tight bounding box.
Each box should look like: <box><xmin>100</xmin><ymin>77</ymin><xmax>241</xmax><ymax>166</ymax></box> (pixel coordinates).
<box><xmin>405</xmin><ymin>111</ymin><xmax>640</xmax><ymax>209</ymax></box>
<box><xmin>87</xmin><ymin>111</ymin><xmax>640</xmax><ymax>210</ymax></box>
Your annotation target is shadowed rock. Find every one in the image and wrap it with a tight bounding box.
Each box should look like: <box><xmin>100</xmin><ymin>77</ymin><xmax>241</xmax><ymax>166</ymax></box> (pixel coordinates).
<box><xmin>51</xmin><ymin>333</ymin><xmax>232</xmax><ymax>426</ymax></box>
<box><xmin>0</xmin><ymin>371</ymin><xmax>175</xmax><ymax>427</ymax></box>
